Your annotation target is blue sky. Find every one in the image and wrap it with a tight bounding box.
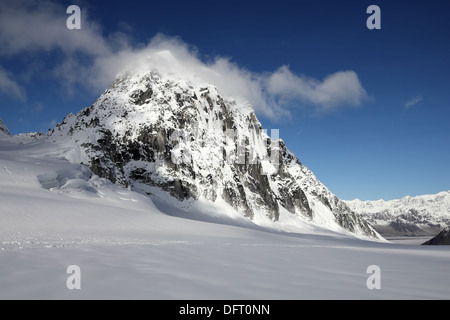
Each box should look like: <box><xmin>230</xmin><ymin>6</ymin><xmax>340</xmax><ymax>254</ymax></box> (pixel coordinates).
<box><xmin>0</xmin><ymin>0</ymin><xmax>449</xmax><ymax>200</ymax></box>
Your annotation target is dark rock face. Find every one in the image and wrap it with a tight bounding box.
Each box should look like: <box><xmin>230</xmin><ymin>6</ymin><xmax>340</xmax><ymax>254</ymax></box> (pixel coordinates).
<box><xmin>0</xmin><ymin>118</ymin><xmax>10</xmax><ymax>136</ymax></box>
<box><xmin>422</xmin><ymin>227</ymin><xmax>450</xmax><ymax>245</ymax></box>
<box><xmin>387</xmin><ymin>220</ymin><xmax>424</xmax><ymax>236</ymax></box>
<box><xmin>49</xmin><ymin>69</ymin><xmax>381</xmax><ymax>239</ymax></box>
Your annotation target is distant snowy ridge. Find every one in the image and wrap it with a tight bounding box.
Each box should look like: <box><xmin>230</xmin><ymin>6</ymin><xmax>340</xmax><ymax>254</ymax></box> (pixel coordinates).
<box><xmin>345</xmin><ymin>191</ymin><xmax>450</xmax><ymax>236</ymax></box>
<box><xmin>47</xmin><ymin>64</ymin><xmax>382</xmax><ymax>240</ymax></box>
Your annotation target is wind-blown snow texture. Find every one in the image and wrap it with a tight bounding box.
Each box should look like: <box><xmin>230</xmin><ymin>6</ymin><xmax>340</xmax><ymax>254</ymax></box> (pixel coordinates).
<box><xmin>346</xmin><ymin>192</ymin><xmax>450</xmax><ymax>237</ymax></box>
<box><xmin>48</xmin><ymin>66</ymin><xmax>380</xmax><ymax>240</ymax></box>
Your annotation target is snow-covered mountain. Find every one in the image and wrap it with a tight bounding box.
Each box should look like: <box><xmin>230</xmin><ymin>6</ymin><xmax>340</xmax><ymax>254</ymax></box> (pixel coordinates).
<box><xmin>46</xmin><ymin>64</ymin><xmax>381</xmax><ymax>240</ymax></box>
<box><xmin>0</xmin><ymin>117</ymin><xmax>10</xmax><ymax>136</ymax></box>
<box><xmin>423</xmin><ymin>226</ymin><xmax>450</xmax><ymax>245</ymax></box>
<box><xmin>345</xmin><ymin>191</ymin><xmax>450</xmax><ymax>237</ymax></box>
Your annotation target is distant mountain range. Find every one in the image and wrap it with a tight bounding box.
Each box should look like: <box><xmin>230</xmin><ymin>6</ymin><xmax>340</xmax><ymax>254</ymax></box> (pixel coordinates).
<box><xmin>345</xmin><ymin>191</ymin><xmax>450</xmax><ymax>237</ymax></box>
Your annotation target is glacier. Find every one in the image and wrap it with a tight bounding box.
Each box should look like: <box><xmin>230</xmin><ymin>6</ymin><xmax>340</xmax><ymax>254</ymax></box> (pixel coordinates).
<box><xmin>1</xmin><ymin>135</ymin><xmax>450</xmax><ymax>299</ymax></box>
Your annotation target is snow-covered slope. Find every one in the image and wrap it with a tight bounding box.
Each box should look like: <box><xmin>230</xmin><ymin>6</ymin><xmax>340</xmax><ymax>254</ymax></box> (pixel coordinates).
<box><xmin>1</xmin><ymin>136</ymin><xmax>450</xmax><ymax>299</ymax></box>
<box><xmin>345</xmin><ymin>192</ymin><xmax>450</xmax><ymax>237</ymax></box>
<box><xmin>47</xmin><ymin>65</ymin><xmax>381</xmax><ymax>240</ymax></box>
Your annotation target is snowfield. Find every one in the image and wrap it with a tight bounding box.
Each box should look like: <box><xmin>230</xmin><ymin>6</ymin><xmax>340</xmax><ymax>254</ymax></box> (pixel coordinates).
<box><xmin>1</xmin><ymin>136</ymin><xmax>450</xmax><ymax>300</ymax></box>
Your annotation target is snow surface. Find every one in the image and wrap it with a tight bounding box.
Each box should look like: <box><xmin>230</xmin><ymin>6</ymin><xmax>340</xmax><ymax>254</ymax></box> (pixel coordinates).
<box><xmin>1</xmin><ymin>136</ymin><xmax>450</xmax><ymax>299</ymax></box>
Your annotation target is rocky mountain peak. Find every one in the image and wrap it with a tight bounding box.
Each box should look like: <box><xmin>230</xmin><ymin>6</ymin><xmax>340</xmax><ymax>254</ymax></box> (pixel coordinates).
<box><xmin>423</xmin><ymin>226</ymin><xmax>450</xmax><ymax>245</ymax></box>
<box><xmin>49</xmin><ymin>67</ymin><xmax>382</xmax><ymax>240</ymax></box>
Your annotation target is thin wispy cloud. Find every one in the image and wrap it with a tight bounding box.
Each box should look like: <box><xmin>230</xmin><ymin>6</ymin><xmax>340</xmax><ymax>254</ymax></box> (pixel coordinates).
<box><xmin>0</xmin><ymin>67</ymin><xmax>26</xmax><ymax>102</ymax></box>
<box><xmin>404</xmin><ymin>95</ymin><xmax>423</xmax><ymax>109</ymax></box>
<box><xmin>0</xmin><ymin>0</ymin><xmax>369</xmax><ymax>120</ymax></box>
<box><xmin>41</xmin><ymin>118</ymin><xmax>57</xmax><ymax>132</ymax></box>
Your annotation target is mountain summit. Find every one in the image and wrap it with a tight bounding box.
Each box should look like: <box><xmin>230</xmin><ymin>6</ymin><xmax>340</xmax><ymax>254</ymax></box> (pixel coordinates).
<box><xmin>49</xmin><ymin>65</ymin><xmax>381</xmax><ymax>240</ymax></box>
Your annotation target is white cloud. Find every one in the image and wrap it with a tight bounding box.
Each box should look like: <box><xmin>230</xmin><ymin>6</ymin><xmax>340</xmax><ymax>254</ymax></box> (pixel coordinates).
<box><xmin>88</xmin><ymin>35</ymin><xmax>285</xmax><ymax>118</ymax></box>
<box><xmin>0</xmin><ymin>0</ymin><xmax>369</xmax><ymax>120</ymax></box>
<box><xmin>266</xmin><ymin>66</ymin><xmax>367</xmax><ymax>112</ymax></box>
<box><xmin>87</xmin><ymin>35</ymin><xmax>367</xmax><ymax>118</ymax></box>
<box><xmin>0</xmin><ymin>67</ymin><xmax>26</xmax><ymax>101</ymax></box>
<box><xmin>0</xmin><ymin>0</ymin><xmax>110</xmax><ymax>56</ymax></box>
<box><xmin>404</xmin><ymin>95</ymin><xmax>423</xmax><ymax>109</ymax></box>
